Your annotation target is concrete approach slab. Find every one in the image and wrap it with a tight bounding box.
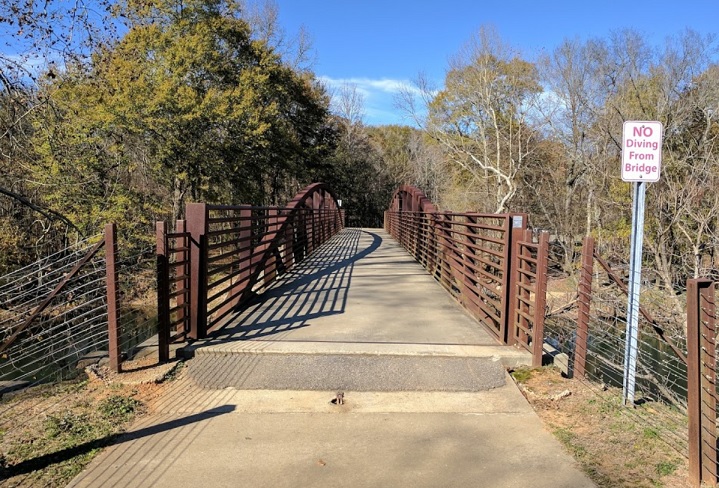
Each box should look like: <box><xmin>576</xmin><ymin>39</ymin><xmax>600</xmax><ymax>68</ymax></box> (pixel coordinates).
<box><xmin>182</xmin><ymin>353</ymin><xmax>507</xmax><ymax>391</ymax></box>
<box><xmin>69</xmin><ymin>375</ymin><xmax>595</xmax><ymax>488</ymax></box>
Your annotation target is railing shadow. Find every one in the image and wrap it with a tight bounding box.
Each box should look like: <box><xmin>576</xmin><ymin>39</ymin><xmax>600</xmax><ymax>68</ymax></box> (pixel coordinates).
<box><xmin>1</xmin><ymin>405</ymin><xmax>235</xmax><ymax>480</ymax></box>
<box><xmin>199</xmin><ymin>229</ymin><xmax>382</xmax><ymax>344</ymax></box>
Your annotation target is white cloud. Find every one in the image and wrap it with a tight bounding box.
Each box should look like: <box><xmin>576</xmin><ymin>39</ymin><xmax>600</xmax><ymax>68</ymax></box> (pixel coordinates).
<box><xmin>318</xmin><ymin>76</ymin><xmax>423</xmax><ymax>126</ymax></box>
<box><xmin>318</xmin><ymin>76</ymin><xmax>420</xmax><ymax>98</ymax></box>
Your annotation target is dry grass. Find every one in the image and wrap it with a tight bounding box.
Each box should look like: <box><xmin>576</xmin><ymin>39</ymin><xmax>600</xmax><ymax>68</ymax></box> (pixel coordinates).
<box><xmin>512</xmin><ymin>366</ymin><xmax>691</xmax><ymax>488</ymax></box>
<box><xmin>0</xmin><ymin>355</ymin><xmax>180</xmax><ymax>487</ymax></box>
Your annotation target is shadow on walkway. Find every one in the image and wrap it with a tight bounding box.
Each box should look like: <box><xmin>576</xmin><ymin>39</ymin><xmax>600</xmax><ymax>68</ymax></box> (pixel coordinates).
<box><xmin>5</xmin><ymin>404</ymin><xmax>233</xmax><ymax>481</ymax></box>
<box><xmin>200</xmin><ymin>229</ymin><xmax>381</xmax><ymax>345</ymax></box>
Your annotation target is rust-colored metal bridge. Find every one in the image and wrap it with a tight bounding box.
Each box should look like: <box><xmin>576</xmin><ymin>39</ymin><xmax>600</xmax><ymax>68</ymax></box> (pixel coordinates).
<box><xmin>154</xmin><ymin>182</ymin><xmax>549</xmax><ymax>366</ymax></box>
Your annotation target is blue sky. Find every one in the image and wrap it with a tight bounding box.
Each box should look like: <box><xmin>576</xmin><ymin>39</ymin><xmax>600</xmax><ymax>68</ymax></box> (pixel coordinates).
<box><xmin>273</xmin><ymin>0</ymin><xmax>719</xmax><ymax>126</ymax></box>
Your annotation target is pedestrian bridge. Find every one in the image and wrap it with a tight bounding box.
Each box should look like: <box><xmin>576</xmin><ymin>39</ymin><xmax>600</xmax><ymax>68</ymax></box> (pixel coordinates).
<box><xmin>67</xmin><ymin>183</ymin><xmax>595</xmax><ymax>488</ymax></box>
<box><xmin>154</xmin><ymin>182</ymin><xmax>549</xmax><ymax>371</ymax></box>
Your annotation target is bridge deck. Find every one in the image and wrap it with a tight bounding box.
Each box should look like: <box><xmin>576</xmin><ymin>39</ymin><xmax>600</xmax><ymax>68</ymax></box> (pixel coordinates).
<box><xmin>186</xmin><ymin>227</ymin><xmax>528</xmax><ymax>363</ymax></box>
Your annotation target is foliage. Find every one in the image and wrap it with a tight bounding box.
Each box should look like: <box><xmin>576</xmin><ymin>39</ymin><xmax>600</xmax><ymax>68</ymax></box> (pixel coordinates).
<box><xmin>0</xmin><ymin>0</ymin><xmax>336</xmax><ymax>271</ymax></box>
<box><xmin>1</xmin><ymin>4</ymin><xmax>719</xmax><ymax>290</ymax></box>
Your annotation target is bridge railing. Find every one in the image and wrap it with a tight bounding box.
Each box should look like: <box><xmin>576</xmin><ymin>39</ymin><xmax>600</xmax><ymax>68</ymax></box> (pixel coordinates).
<box><xmin>384</xmin><ymin>186</ymin><xmax>549</xmax><ymax>365</ymax></box>
<box><xmin>156</xmin><ymin>183</ymin><xmax>343</xmax><ymax>348</ymax></box>
<box><xmin>686</xmin><ymin>279</ymin><xmax>717</xmax><ymax>487</ymax></box>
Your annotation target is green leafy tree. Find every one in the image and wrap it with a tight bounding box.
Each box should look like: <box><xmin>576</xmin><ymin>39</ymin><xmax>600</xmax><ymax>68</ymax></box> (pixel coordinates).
<box><xmin>30</xmin><ymin>0</ymin><xmax>334</xmax><ymax>242</ymax></box>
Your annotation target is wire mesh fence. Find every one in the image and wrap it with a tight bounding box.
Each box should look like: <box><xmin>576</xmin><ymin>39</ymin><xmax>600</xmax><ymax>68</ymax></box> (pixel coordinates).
<box><xmin>543</xmin><ymin>236</ymin><xmax>691</xmax><ymax>462</ymax></box>
<box><xmin>0</xmin><ymin>235</ymin><xmax>108</xmax><ymax>386</ymax></box>
<box><xmin>0</xmin><ymin>227</ymin><xmax>158</xmax><ymax>436</ymax></box>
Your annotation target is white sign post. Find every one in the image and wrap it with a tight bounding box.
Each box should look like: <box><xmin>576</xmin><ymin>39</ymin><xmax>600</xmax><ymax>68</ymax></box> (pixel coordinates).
<box><xmin>621</xmin><ymin>121</ymin><xmax>662</xmax><ymax>406</ymax></box>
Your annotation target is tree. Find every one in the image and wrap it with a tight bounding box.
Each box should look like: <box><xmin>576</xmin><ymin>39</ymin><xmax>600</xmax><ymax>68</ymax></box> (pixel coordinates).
<box><xmin>403</xmin><ymin>26</ymin><xmax>542</xmax><ymax>213</ymax></box>
<box><xmin>30</xmin><ymin>0</ymin><xmax>334</xmax><ymax>238</ymax></box>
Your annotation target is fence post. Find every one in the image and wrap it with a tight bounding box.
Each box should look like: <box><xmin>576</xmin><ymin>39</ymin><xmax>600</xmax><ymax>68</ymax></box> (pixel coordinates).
<box><xmin>187</xmin><ymin>203</ymin><xmax>208</xmax><ymax>340</ymax></box>
<box><xmin>513</xmin><ymin>229</ymin><xmax>532</xmax><ymax>348</ymax></box>
<box><xmin>156</xmin><ymin>221</ymin><xmax>171</xmax><ymax>363</ymax></box>
<box><xmin>687</xmin><ymin>278</ymin><xmax>718</xmax><ymax>487</ymax></box>
<box><xmin>104</xmin><ymin>223</ymin><xmax>121</xmax><ymax>373</ymax></box>
<box><xmin>575</xmin><ymin>236</ymin><xmax>595</xmax><ymax>378</ymax></box>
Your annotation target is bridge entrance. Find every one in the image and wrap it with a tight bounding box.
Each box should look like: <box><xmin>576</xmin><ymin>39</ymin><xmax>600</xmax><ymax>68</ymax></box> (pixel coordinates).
<box><xmin>155</xmin><ymin>182</ymin><xmax>548</xmax><ymax>367</ymax></box>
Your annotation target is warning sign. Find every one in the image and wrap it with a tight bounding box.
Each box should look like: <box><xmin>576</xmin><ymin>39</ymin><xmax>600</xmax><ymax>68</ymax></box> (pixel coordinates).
<box><xmin>621</xmin><ymin>121</ymin><xmax>662</xmax><ymax>182</ymax></box>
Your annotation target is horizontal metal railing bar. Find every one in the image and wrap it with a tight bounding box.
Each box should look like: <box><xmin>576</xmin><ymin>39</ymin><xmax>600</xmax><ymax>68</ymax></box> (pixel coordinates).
<box><xmin>167</xmin><ymin>244</ymin><xmax>190</xmax><ymax>253</ymax></box>
<box><xmin>438</xmin><ymin>227</ymin><xmax>507</xmax><ymax>246</ymax></box>
<box><xmin>170</xmin><ymin>274</ymin><xmax>190</xmax><ymax>284</ymax></box>
<box><xmin>206</xmin><ymin>204</ymin><xmax>289</xmax><ymax>213</ymax></box>
<box><xmin>515</xmin><ymin>309</ymin><xmax>534</xmax><ymax>323</ymax></box>
<box><xmin>439</xmin><ymin>238</ymin><xmax>505</xmax><ymax>259</ymax></box>
<box><xmin>206</xmin><ymin>240</ymin><xmax>255</xmax><ymax>260</ymax></box>
<box><xmin>169</xmin><ymin>329</ymin><xmax>187</xmax><ymax>341</ymax></box>
<box><xmin>169</xmin><ymin>303</ymin><xmax>189</xmax><ymax>315</ymax></box>
<box><xmin>206</xmin><ymin>252</ymin><xmax>260</xmax><ymax>277</ymax></box>
<box><xmin>206</xmin><ymin>225</ymin><xmax>272</xmax><ymax>239</ymax></box>
<box><xmin>516</xmin><ymin>294</ymin><xmax>534</xmax><ymax>307</ymax></box>
<box><xmin>168</xmin><ymin>288</ymin><xmax>189</xmax><ymax>300</ymax></box>
<box><xmin>452</xmin><ymin>255</ymin><xmax>504</xmax><ymax>284</ymax></box>
<box><xmin>207</xmin><ymin>274</ymin><xmax>250</xmax><ymax>303</ymax></box>
<box><xmin>389</xmin><ymin>211</ymin><xmax>508</xmax><ymax>227</ymax></box>
<box><xmin>463</xmin><ymin>290</ymin><xmax>502</xmax><ymax>321</ymax></box>
<box><xmin>518</xmin><ymin>250</ymin><xmax>539</xmax><ymax>265</ymax></box>
<box><xmin>516</xmin><ymin>267</ymin><xmax>538</xmax><ymax>280</ymax></box>
<box><xmin>168</xmin><ymin>259</ymin><xmax>190</xmax><ymax>270</ymax></box>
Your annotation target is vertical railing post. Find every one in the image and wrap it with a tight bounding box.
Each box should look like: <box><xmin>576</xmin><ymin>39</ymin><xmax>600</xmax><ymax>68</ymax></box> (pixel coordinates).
<box><xmin>532</xmin><ymin>231</ymin><xmax>549</xmax><ymax>367</ymax></box>
<box><xmin>687</xmin><ymin>278</ymin><xmax>718</xmax><ymax>487</ymax></box>
<box><xmin>575</xmin><ymin>236</ymin><xmax>595</xmax><ymax>378</ymax></box>
<box><xmin>313</xmin><ymin>191</ymin><xmax>322</xmax><ymax>249</ymax></box>
<box><xmin>283</xmin><ymin>209</ymin><xmax>295</xmax><ymax>270</ymax></box>
<box><xmin>427</xmin><ymin>212</ymin><xmax>437</xmax><ymax>278</ymax></box>
<box><xmin>187</xmin><ymin>203</ymin><xmax>208</xmax><ymax>339</ymax></box>
<box><xmin>265</xmin><ymin>209</ymin><xmax>279</xmax><ymax>285</ymax></box>
<box><xmin>104</xmin><ymin>223</ymin><xmax>121</xmax><ymax>373</ymax></box>
<box><xmin>156</xmin><ymin>221</ymin><xmax>170</xmax><ymax>362</ymax></box>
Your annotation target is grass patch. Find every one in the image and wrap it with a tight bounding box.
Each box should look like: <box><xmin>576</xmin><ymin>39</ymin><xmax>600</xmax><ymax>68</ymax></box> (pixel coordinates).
<box><xmin>510</xmin><ymin>366</ymin><xmax>539</xmax><ymax>383</ymax></box>
<box><xmin>656</xmin><ymin>461</ymin><xmax>677</xmax><ymax>477</ymax></box>
<box><xmin>98</xmin><ymin>395</ymin><xmax>143</xmax><ymax>421</ymax></box>
<box><xmin>0</xmin><ymin>371</ymin><xmax>161</xmax><ymax>487</ymax></box>
<box><xmin>519</xmin><ymin>367</ymin><xmax>690</xmax><ymax>487</ymax></box>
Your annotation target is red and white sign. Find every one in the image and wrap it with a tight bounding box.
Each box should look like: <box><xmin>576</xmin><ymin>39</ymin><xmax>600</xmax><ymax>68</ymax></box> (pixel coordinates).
<box><xmin>622</xmin><ymin>121</ymin><xmax>663</xmax><ymax>182</ymax></box>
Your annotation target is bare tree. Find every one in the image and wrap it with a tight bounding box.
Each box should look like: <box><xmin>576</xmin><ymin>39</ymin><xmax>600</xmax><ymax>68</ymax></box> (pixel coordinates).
<box><xmin>400</xmin><ymin>26</ymin><xmax>541</xmax><ymax>213</ymax></box>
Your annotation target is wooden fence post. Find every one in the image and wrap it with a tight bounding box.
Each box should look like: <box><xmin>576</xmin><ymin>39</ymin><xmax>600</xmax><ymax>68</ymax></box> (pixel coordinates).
<box><xmin>687</xmin><ymin>278</ymin><xmax>718</xmax><ymax>487</ymax></box>
<box><xmin>104</xmin><ymin>223</ymin><xmax>121</xmax><ymax>373</ymax></box>
<box><xmin>575</xmin><ymin>236</ymin><xmax>595</xmax><ymax>378</ymax></box>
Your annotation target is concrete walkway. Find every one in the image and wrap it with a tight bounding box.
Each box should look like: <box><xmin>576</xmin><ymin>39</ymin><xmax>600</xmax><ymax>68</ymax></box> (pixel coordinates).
<box><xmin>69</xmin><ymin>228</ymin><xmax>594</xmax><ymax>488</ymax></box>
